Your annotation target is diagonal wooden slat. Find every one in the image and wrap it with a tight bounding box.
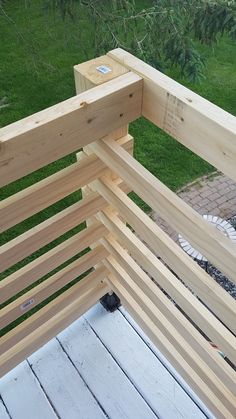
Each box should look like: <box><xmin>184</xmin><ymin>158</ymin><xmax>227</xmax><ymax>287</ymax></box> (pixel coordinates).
<box><xmin>0</xmin><ymin>221</ymin><xmax>107</xmax><ymax>304</ymax></box>
<box><xmin>91</xmin><ymin>177</ymin><xmax>236</xmax><ymax>337</ymax></box>
<box><xmin>106</xmin><ymin>270</ymin><xmax>235</xmax><ymax>419</ymax></box>
<box><xmin>102</xmin><ymin>234</ymin><xmax>236</xmax><ymax>395</ymax></box>
<box><xmin>89</xmin><ymin>137</ymin><xmax>236</xmax><ymax>284</ymax></box>
<box><xmin>0</xmin><ymin>192</ymin><xmax>105</xmax><ymax>271</ymax></box>
<box><xmin>0</xmin><ymin>245</ymin><xmax>108</xmax><ymax>330</ymax></box>
<box><xmin>0</xmin><ymin>266</ymin><xmax>109</xmax><ymax>379</ymax></box>
<box><xmin>108</xmin><ymin>48</ymin><xmax>236</xmax><ymax>183</ymax></box>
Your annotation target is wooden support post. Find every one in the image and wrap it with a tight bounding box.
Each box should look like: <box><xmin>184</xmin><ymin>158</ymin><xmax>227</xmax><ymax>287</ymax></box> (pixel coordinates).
<box><xmin>74</xmin><ymin>55</ymin><xmax>133</xmax><ymax>311</ymax></box>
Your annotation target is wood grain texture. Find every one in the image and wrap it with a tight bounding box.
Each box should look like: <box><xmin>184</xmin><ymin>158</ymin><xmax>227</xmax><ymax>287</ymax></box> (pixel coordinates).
<box><xmin>58</xmin><ymin>317</ymin><xmax>157</xmax><ymax>419</ymax></box>
<box><xmin>90</xmin><ymin>178</ymin><xmax>236</xmax><ymax>339</ymax></box>
<box><xmin>107</xmin><ymin>272</ymin><xmax>235</xmax><ymax>419</ymax></box>
<box><xmin>120</xmin><ymin>305</ymin><xmax>213</xmax><ymax>418</ymax></box>
<box><xmin>0</xmin><ymin>221</ymin><xmax>107</xmax><ymax>304</ymax></box>
<box><xmin>0</xmin><ymin>266</ymin><xmax>109</xmax><ymax>378</ymax></box>
<box><xmin>0</xmin><ymin>154</ymin><xmax>105</xmax><ymax>233</ymax></box>
<box><xmin>0</xmin><ymin>245</ymin><xmax>108</xmax><ymax>330</ymax></box>
<box><xmin>0</xmin><ymin>72</ymin><xmax>142</xmax><ymax>186</ymax></box>
<box><xmin>104</xmin><ymin>255</ymin><xmax>236</xmax><ymax>414</ymax></box>
<box><xmin>85</xmin><ymin>304</ymin><xmax>206</xmax><ymax>419</ymax></box>
<box><xmin>89</xmin><ymin>138</ymin><xmax>236</xmax><ymax>284</ymax></box>
<box><xmin>0</xmin><ymin>268</ymin><xmax>109</xmax><ymax>357</ymax></box>
<box><xmin>29</xmin><ymin>339</ymin><xmax>108</xmax><ymax>419</ymax></box>
<box><xmin>74</xmin><ymin>53</ymin><xmax>130</xmax><ymax>265</ymax></box>
<box><xmin>0</xmin><ymin>135</ymin><xmax>133</xmax><ymax>234</ymax></box>
<box><xmin>102</xmin><ymin>235</ymin><xmax>236</xmax><ymax>395</ymax></box>
<box><xmin>0</xmin><ymin>192</ymin><xmax>105</xmax><ymax>272</ymax></box>
<box><xmin>74</xmin><ymin>55</ymin><xmax>128</xmax><ymax>93</ymax></box>
<box><xmin>108</xmin><ymin>48</ymin><xmax>236</xmax><ymax>183</ymax></box>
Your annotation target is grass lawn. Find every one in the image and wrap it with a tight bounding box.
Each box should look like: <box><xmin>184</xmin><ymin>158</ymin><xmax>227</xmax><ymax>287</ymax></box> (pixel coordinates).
<box><xmin>0</xmin><ymin>1</ymin><xmax>235</xmax><ymax>332</ymax></box>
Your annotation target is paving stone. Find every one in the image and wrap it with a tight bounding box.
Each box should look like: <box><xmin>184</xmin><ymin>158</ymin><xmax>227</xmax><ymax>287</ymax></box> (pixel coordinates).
<box><xmin>151</xmin><ymin>173</ymin><xmax>236</xmax><ymax>245</ymax></box>
<box><xmin>200</xmin><ymin>189</ymin><xmax>212</xmax><ymax>198</ymax></box>
<box><xmin>215</xmin><ymin>197</ymin><xmax>225</xmax><ymax>206</ymax></box>
<box><xmin>208</xmin><ymin>192</ymin><xmax>220</xmax><ymax>201</ymax></box>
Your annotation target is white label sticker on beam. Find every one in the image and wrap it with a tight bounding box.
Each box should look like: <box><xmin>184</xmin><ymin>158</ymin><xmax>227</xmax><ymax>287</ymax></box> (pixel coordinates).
<box><xmin>96</xmin><ymin>65</ymin><xmax>112</xmax><ymax>74</ymax></box>
<box><xmin>21</xmin><ymin>299</ymin><xmax>35</xmax><ymax>311</ymax></box>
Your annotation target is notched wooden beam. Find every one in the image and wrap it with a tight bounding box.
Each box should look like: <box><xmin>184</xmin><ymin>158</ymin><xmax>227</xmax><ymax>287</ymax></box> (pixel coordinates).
<box><xmin>0</xmin><ymin>72</ymin><xmax>142</xmax><ymax>186</ymax></box>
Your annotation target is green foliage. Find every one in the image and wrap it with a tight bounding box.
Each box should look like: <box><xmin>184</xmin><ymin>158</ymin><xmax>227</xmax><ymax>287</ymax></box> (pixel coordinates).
<box><xmin>42</xmin><ymin>0</ymin><xmax>236</xmax><ymax>81</ymax></box>
<box><xmin>193</xmin><ymin>0</ymin><xmax>236</xmax><ymax>43</ymax></box>
<box><xmin>0</xmin><ymin>0</ymin><xmax>235</xmax><ymax>333</ymax></box>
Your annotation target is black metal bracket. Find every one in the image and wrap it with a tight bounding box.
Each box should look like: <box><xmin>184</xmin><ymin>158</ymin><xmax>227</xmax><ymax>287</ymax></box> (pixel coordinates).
<box><xmin>100</xmin><ymin>292</ymin><xmax>121</xmax><ymax>312</ymax></box>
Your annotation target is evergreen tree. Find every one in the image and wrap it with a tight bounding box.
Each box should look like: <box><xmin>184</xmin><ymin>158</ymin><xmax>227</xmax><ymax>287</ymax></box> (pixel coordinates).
<box><xmin>2</xmin><ymin>0</ymin><xmax>236</xmax><ymax>81</ymax></box>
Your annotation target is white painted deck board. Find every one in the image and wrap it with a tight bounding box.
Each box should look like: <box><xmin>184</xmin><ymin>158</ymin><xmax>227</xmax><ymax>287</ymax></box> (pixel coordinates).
<box><xmin>29</xmin><ymin>339</ymin><xmax>108</xmax><ymax>419</ymax></box>
<box><xmin>0</xmin><ymin>361</ymin><xmax>57</xmax><ymax>419</ymax></box>
<box><xmin>120</xmin><ymin>307</ymin><xmax>214</xmax><ymax>419</ymax></box>
<box><xmin>58</xmin><ymin>316</ymin><xmax>157</xmax><ymax>419</ymax></box>
<box><xmin>0</xmin><ymin>303</ymin><xmax>210</xmax><ymax>419</ymax></box>
<box><xmin>0</xmin><ymin>400</ymin><xmax>10</xmax><ymax>419</ymax></box>
<box><xmin>84</xmin><ymin>304</ymin><xmax>206</xmax><ymax>419</ymax></box>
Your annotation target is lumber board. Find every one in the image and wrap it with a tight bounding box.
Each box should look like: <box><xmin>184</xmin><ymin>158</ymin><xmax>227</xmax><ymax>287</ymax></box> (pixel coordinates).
<box><xmin>89</xmin><ymin>138</ymin><xmax>236</xmax><ymax>284</ymax></box>
<box><xmin>29</xmin><ymin>339</ymin><xmax>108</xmax><ymax>419</ymax></box>
<box><xmin>74</xmin><ymin>55</ymin><xmax>128</xmax><ymax>93</ymax></box>
<box><xmin>108</xmin><ymin>48</ymin><xmax>236</xmax><ymax>183</ymax></box>
<box><xmin>0</xmin><ymin>267</ymin><xmax>109</xmax><ymax>356</ymax></box>
<box><xmin>0</xmin><ymin>72</ymin><xmax>142</xmax><ymax>186</ymax></box>
<box><xmin>85</xmin><ymin>304</ymin><xmax>206</xmax><ymax>419</ymax></box>
<box><xmin>0</xmin><ymin>266</ymin><xmax>109</xmax><ymax>378</ymax></box>
<box><xmin>102</xmin><ymin>236</ymin><xmax>236</xmax><ymax>395</ymax></box>
<box><xmin>74</xmin><ymin>54</ymin><xmax>129</xmax><ymax>147</ymax></box>
<box><xmin>104</xmin><ymin>256</ymin><xmax>236</xmax><ymax>413</ymax></box>
<box><xmin>74</xmin><ymin>55</ymin><xmax>130</xmax><ymax>261</ymax></box>
<box><xmin>0</xmin><ymin>221</ymin><xmax>107</xmax><ymax>304</ymax></box>
<box><xmin>0</xmin><ymin>154</ymin><xmax>105</xmax><ymax>233</ymax></box>
<box><xmin>0</xmin><ymin>192</ymin><xmax>105</xmax><ymax>272</ymax></box>
<box><xmin>107</xmin><ymin>272</ymin><xmax>235</xmax><ymax>419</ymax></box>
<box><xmin>91</xmin><ymin>178</ymin><xmax>236</xmax><ymax>337</ymax></box>
<box><xmin>0</xmin><ymin>362</ymin><xmax>57</xmax><ymax>419</ymax></box>
<box><xmin>0</xmin><ymin>400</ymin><xmax>10</xmax><ymax>419</ymax></box>
<box><xmin>58</xmin><ymin>317</ymin><xmax>157</xmax><ymax>419</ymax></box>
<box><xmin>74</xmin><ymin>55</ymin><xmax>129</xmax><ymax>145</ymax></box>
<box><xmin>0</xmin><ymin>135</ymin><xmax>132</xmax><ymax>233</ymax></box>
<box><xmin>119</xmin><ymin>306</ymin><xmax>213</xmax><ymax>419</ymax></box>
<box><xmin>0</xmin><ymin>245</ymin><xmax>108</xmax><ymax>330</ymax></box>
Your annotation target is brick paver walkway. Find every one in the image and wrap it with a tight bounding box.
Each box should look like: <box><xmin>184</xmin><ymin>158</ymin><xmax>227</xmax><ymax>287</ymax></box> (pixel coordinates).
<box><xmin>151</xmin><ymin>172</ymin><xmax>236</xmax><ymax>242</ymax></box>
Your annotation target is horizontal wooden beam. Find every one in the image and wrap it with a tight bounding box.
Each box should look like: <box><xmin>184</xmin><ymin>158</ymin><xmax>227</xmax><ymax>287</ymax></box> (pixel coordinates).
<box><xmin>0</xmin><ymin>72</ymin><xmax>142</xmax><ymax>186</ymax></box>
<box><xmin>107</xmin><ymin>272</ymin><xmax>234</xmax><ymax>419</ymax></box>
<box><xmin>0</xmin><ymin>192</ymin><xmax>105</xmax><ymax>272</ymax></box>
<box><xmin>0</xmin><ymin>154</ymin><xmax>105</xmax><ymax>233</ymax></box>
<box><xmin>108</xmin><ymin>48</ymin><xmax>236</xmax><ymax>183</ymax></box>
<box><xmin>0</xmin><ymin>245</ymin><xmax>108</xmax><ymax>330</ymax></box>
<box><xmin>102</xmin><ymin>236</ymin><xmax>236</xmax><ymax>395</ymax></box>
<box><xmin>0</xmin><ymin>266</ymin><xmax>109</xmax><ymax>378</ymax></box>
<box><xmin>91</xmin><ymin>178</ymin><xmax>236</xmax><ymax>336</ymax></box>
<box><xmin>98</xmin><ymin>208</ymin><xmax>236</xmax><ymax>363</ymax></box>
<box><xmin>0</xmin><ymin>221</ymin><xmax>107</xmax><ymax>304</ymax></box>
<box><xmin>0</xmin><ymin>266</ymin><xmax>109</xmax><ymax>356</ymax></box>
<box><xmin>105</xmin><ymin>254</ymin><xmax>236</xmax><ymax>412</ymax></box>
<box><xmin>89</xmin><ymin>138</ymin><xmax>236</xmax><ymax>284</ymax></box>
<box><xmin>0</xmin><ymin>135</ymin><xmax>133</xmax><ymax>234</ymax></box>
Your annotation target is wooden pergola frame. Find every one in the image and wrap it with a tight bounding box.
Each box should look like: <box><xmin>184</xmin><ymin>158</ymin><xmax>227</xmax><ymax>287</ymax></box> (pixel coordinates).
<box><xmin>0</xmin><ymin>49</ymin><xmax>236</xmax><ymax>418</ymax></box>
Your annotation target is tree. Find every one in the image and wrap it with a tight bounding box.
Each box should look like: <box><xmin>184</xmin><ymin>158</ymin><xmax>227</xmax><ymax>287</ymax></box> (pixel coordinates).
<box><xmin>44</xmin><ymin>0</ymin><xmax>236</xmax><ymax>81</ymax></box>
<box><xmin>1</xmin><ymin>0</ymin><xmax>236</xmax><ymax>81</ymax></box>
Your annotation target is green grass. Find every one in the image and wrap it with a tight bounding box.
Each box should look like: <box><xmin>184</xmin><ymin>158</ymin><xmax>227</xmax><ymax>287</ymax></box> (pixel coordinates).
<box><xmin>0</xmin><ymin>0</ymin><xmax>236</xmax><ymax>332</ymax></box>
<box><xmin>1</xmin><ymin>1</ymin><xmax>235</xmax><ymax>194</ymax></box>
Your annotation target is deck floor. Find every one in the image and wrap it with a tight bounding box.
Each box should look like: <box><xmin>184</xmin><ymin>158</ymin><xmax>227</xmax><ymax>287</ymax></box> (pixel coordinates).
<box><xmin>0</xmin><ymin>304</ymin><xmax>212</xmax><ymax>419</ymax></box>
